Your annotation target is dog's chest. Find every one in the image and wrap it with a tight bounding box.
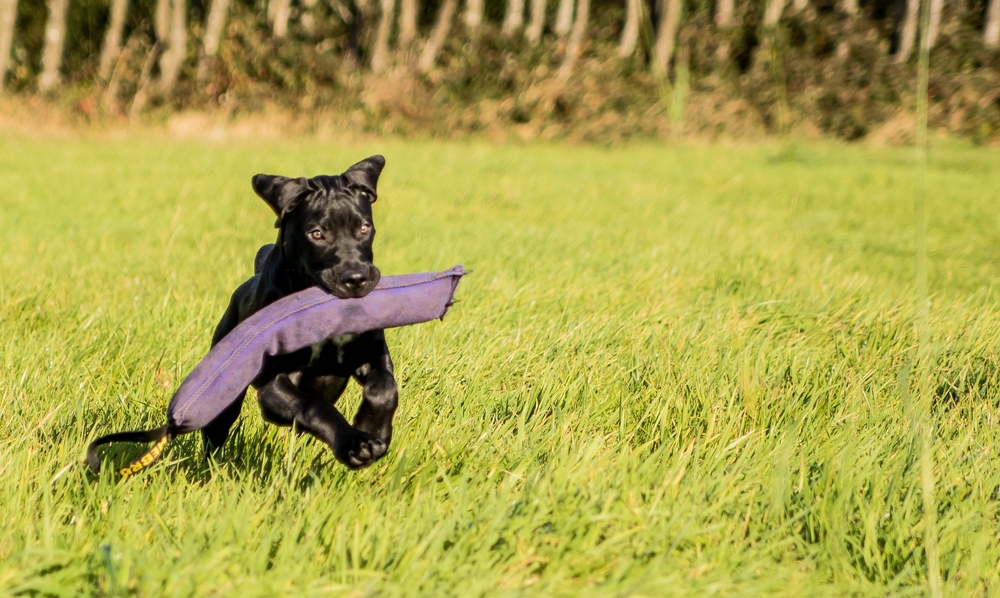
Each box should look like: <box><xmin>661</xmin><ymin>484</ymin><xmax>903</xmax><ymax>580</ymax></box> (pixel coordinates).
<box><xmin>308</xmin><ymin>334</ymin><xmax>357</xmax><ymax>366</ymax></box>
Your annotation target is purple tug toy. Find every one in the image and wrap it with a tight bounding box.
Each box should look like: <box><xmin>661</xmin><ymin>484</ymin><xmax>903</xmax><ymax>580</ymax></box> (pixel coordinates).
<box><xmin>86</xmin><ymin>266</ymin><xmax>465</xmax><ymax>476</ymax></box>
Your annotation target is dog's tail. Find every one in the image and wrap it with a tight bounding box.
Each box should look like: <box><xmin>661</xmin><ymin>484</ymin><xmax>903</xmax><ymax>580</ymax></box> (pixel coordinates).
<box><xmin>254</xmin><ymin>244</ymin><xmax>274</xmax><ymax>275</ymax></box>
<box><xmin>85</xmin><ymin>424</ymin><xmax>172</xmax><ymax>477</ymax></box>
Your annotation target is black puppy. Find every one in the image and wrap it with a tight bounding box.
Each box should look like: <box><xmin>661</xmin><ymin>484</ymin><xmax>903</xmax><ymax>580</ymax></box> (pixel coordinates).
<box><xmin>203</xmin><ymin>155</ymin><xmax>397</xmax><ymax>469</ymax></box>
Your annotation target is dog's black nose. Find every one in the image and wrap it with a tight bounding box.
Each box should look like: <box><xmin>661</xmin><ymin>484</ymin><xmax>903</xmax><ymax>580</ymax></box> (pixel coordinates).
<box><xmin>340</xmin><ymin>270</ymin><xmax>369</xmax><ymax>289</ymax></box>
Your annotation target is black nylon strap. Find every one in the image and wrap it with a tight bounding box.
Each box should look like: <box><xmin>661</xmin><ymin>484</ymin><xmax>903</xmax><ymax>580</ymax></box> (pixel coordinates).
<box><xmin>85</xmin><ymin>425</ymin><xmax>172</xmax><ymax>476</ymax></box>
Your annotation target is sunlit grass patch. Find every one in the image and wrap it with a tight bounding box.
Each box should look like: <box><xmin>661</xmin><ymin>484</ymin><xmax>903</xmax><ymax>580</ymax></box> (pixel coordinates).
<box><xmin>0</xmin><ymin>135</ymin><xmax>999</xmax><ymax>595</ymax></box>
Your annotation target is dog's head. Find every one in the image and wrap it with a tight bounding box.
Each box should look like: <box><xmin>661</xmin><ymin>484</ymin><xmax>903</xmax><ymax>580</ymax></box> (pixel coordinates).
<box><xmin>252</xmin><ymin>155</ymin><xmax>385</xmax><ymax>299</ymax></box>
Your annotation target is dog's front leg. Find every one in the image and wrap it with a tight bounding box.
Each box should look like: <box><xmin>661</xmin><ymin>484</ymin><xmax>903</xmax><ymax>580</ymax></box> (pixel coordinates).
<box><xmin>352</xmin><ymin>331</ymin><xmax>398</xmax><ymax>451</ymax></box>
<box><xmin>258</xmin><ymin>373</ymin><xmax>387</xmax><ymax>469</ymax></box>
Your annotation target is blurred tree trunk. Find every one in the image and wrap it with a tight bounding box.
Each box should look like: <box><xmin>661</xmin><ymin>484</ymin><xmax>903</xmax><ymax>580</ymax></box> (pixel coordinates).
<box><xmin>763</xmin><ymin>0</ymin><xmax>786</xmax><ymax>26</ymax></box>
<box><xmin>554</xmin><ymin>0</ymin><xmax>573</xmax><ymax>35</ymax></box>
<box><xmin>300</xmin><ymin>0</ymin><xmax>316</xmax><ymax>33</ymax></box>
<box><xmin>128</xmin><ymin>37</ymin><xmax>160</xmax><ymax>118</ymax></box>
<box><xmin>465</xmin><ymin>0</ymin><xmax>482</xmax><ymax>31</ymax></box>
<box><xmin>896</xmin><ymin>0</ymin><xmax>918</xmax><ymax>61</ymax></box>
<box><xmin>155</xmin><ymin>0</ymin><xmax>169</xmax><ymax>40</ymax></box>
<box><xmin>925</xmin><ymin>0</ymin><xmax>942</xmax><ymax>49</ymax></box>
<box><xmin>836</xmin><ymin>0</ymin><xmax>856</xmax><ymax>58</ymax></box>
<box><xmin>272</xmin><ymin>0</ymin><xmax>292</xmax><ymax>37</ymax></box>
<box><xmin>986</xmin><ymin>0</ymin><xmax>1000</xmax><ymax>46</ymax></box>
<box><xmin>0</xmin><ymin>0</ymin><xmax>17</xmax><ymax>92</ymax></box>
<box><xmin>792</xmin><ymin>0</ymin><xmax>807</xmax><ymax>12</ymax></box>
<box><xmin>156</xmin><ymin>0</ymin><xmax>186</xmax><ymax>94</ymax></box>
<box><xmin>197</xmin><ymin>0</ymin><xmax>229</xmax><ymax>80</ymax></box>
<box><xmin>757</xmin><ymin>0</ymin><xmax>783</xmax><ymax>69</ymax></box>
<box><xmin>715</xmin><ymin>0</ymin><xmax>733</xmax><ymax>26</ymax></box>
<box><xmin>371</xmin><ymin>0</ymin><xmax>395</xmax><ymax>71</ymax></box>
<box><xmin>618</xmin><ymin>0</ymin><xmax>639</xmax><ymax>57</ymax></box>
<box><xmin>399</xmin><ymin>0</ymin><xmax>417</xmax><ymax>46</ymax></box>
<box><xmin>715</xmin><ymin>0</ymin><xmax>733</xmax><ymax>61</ymax></box>
<box><xmin>418</xmin><ymin>0</ymin><xmax>456</xmax><ymax>72</ymax></box>
<box><xmin>340</xmin><ymin>0</ymin><xmax>369</xmax><ymax>68</ymax></box>
<box><xmin>525</xmin><ymin>0</ymin><xmax>545</xmax><ymax>42</ymax></box>
<box><xmin>557</xmin><ymin>0</ymin><xmax>588</xmax><ymax>78</ymax></box>
<box><xmin>503</xmin><ymin>0</ymin><xmax>524</xmax><ymax>34</ymax></box>
<box><xmin>98</xmin><ymin>0</ymin><xmax>128</xmax><ymax>81</ymax></box>
<box><xmin>39</xmin><ymin>0</ymin><xmax>69</xmax><ymax>92</ymax></box>
<box><xmin>652</xmin><ymin>0</ymin><xmax>681</xmax><ymax>75</ymax></box>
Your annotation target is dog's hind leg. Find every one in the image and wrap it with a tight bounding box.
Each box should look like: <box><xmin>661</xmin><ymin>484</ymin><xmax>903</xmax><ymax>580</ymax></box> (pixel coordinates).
<box><xmin>352</xmin><ymin>333</ymin><xmax>398</xmax><ymax>450</ymax></box>
<box><xmin>258</xmin><ymin>373</ymin><xmax>387</xmax><ymax>469</ymax></box>
<box><xmin>201</xmin><ymin>389</ymin><xmax>247</xmax><ymax>455</ymax></box>
<box><xmin>203</xmin><ymin>277</ymin><xmax>259</xmax><ymax>455</ymax></box>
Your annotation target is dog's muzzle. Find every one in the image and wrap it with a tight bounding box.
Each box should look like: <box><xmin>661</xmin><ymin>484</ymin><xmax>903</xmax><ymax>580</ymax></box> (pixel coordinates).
<box><xmin>319</xmin><ymin>264</ymin><xmax>380</xmax><ymax>298</ymax></box>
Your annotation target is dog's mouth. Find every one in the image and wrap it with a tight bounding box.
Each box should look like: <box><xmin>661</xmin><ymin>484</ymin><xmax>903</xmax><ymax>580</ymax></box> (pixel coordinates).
<box><xmin>316</xmin><ymin>264</ymin><xmax>381</xmax><ymax>299</ymax></box>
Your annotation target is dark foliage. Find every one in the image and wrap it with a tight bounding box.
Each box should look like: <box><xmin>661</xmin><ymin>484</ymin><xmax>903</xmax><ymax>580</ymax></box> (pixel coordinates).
<box><xmin>3</xmin><ymin>0</ymin><xmax>999</xmax><ymax>141</ymax></box>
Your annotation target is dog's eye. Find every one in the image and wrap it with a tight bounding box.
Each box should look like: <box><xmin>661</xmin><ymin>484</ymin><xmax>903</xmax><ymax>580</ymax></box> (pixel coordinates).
<box><xmin>359</xmin><ymin>223</ymin><xmax>372</xmax><ymax>235</ymax></box>
<box><xmin>308</xmin><ymin>230</ymin><xmax>323</xmax><ymax>241</ymax></box>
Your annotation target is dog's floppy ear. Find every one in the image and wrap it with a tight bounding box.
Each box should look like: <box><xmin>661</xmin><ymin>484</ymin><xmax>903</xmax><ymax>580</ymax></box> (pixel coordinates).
<box><xmin>342</xmin><ymin>155</ymin><xmax>385</xmax><ymax>202</ymax></box>
<box><xmin>252</xmin><ymin>174</ymin><xmax>308</xmax><ymax>227</ymax></box>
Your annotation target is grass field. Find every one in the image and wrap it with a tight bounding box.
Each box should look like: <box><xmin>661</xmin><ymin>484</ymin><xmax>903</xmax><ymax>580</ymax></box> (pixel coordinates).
<box><xmin>1</xmin><ymin>133</ymin><xmax>999</xmax><ymax>596</ymax></box>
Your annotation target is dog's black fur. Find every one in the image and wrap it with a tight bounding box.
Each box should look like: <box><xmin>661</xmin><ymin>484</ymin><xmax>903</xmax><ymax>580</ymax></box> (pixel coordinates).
<box><xmin>203</xmin><ymin>155</ymin><xmax>397</xmax><ymax>469</ymax></box>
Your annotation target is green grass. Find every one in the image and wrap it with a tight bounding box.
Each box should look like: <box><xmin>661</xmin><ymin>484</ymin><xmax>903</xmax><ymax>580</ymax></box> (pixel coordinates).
<box><xmin>1</xmin><ymin>133</ymin><xmax>1000</xmax><ymax>596</ymax></box>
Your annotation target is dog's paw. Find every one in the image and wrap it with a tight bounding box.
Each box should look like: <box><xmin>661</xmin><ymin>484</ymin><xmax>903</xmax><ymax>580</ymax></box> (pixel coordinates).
<box><xmin>335</xmin><ymin>430</ymin><xmax>387</xmax><ymax>469</ymax></box>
